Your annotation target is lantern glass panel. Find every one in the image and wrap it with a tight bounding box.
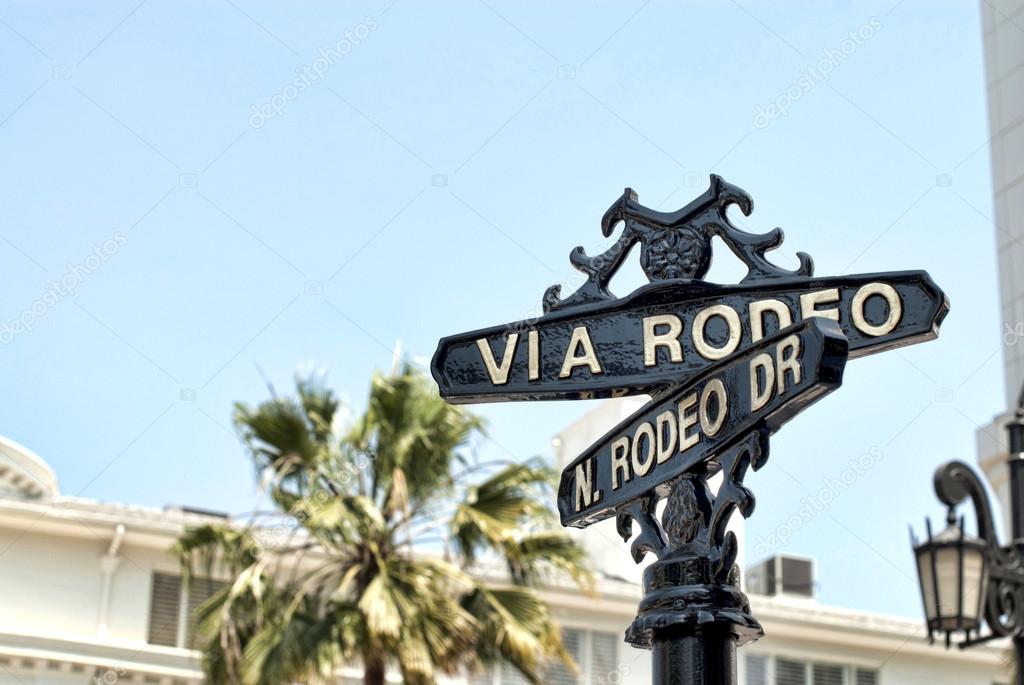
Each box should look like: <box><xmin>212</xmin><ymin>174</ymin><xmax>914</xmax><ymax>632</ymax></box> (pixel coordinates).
<box><xmin>915</xmin><ymin>528</ymin><xmax>988</xmax><ymax>632</ymax></box>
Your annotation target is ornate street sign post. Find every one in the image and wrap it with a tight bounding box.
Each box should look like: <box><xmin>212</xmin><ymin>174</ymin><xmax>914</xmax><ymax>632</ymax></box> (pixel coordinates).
<box><xmin>433</xmin><ymin>175</ymin><xmax>948</xmax><ymax>685</ymax></box>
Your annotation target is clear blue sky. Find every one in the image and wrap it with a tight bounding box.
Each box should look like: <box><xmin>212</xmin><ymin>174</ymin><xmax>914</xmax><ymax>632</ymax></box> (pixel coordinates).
<box><xmin>0</xmin><ymin>0</ymin><xmax>1002</xmax><ymax>619</ymax></box>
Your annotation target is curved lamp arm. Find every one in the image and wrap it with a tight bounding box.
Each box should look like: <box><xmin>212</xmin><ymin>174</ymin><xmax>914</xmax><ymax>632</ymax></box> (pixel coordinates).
<box><xmin>934</xmin><ymin>460</ymin><xmax>1000</xmax><ymax>549</ymax></box>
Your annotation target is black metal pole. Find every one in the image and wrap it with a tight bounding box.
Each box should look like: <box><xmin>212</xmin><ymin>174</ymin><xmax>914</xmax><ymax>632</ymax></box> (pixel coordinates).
<box><xmin>1006</xmin><ymin>409</ymin><xmax>1024</xmax><ymax>542</ymax></box>
<box><xmin>627</xmin><ymin>552</ymin><xmax>759</xmax><ymax>685</ymax></box>
<box><xmin>652</xmin><ymin>626</ymin><xmax>736</xmax><ymax>685</ymax></box>
<box><xmin>1013</xmin><ymin>636</ymin><xmax>1024</xmax><ymax>685</ymax></box>
<box><xmin>1006</xmin><ymin>405</ymin><xmax>1024</xmax><ymax>685</ymax></box>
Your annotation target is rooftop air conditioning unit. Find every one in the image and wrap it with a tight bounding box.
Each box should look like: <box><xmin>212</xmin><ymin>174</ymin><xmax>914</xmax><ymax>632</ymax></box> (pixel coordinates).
<box><xmin>745</xmin><ymin>554</ymin><xmax>815</xmax><ymax>599</ymax></box>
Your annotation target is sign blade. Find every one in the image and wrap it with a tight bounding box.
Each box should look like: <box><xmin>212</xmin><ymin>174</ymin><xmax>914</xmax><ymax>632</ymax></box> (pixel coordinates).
<box><xmin>432</xmin><ymin>271</ymin><xmax>943</xmax><ymax>404</ymax></box>
<box><xmin>557</xmin><ymin>317</ymin><xmax>849</xmax><ymax>528</ymax></box>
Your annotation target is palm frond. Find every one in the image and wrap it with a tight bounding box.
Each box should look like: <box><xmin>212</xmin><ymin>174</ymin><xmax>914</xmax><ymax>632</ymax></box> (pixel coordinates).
<box><xmin>462</xmin><ymin>584</ymin><xmax>569</xmax><ymax>685</ymax></box>
<box><xmin>352</xmin><ymin>365</ymin><xmax>483</xmax><ymax>509</ymax></box>
<box><xmin>358</xmin><ymin>572</ymin><xmax>406</xmax><ymax>641</ymax></box>
<box><xmin>175</xmin><ymin>525</ymin><xmax>262</xmax><ymax>582</ymax></box>
<box><xmin>451</xmin><ymin>459</ymin><xmax>554</xmax><ymax>564</ymax></box>
<box><xmin>234</xmin><ymin>397</ymin><xmax>320</xmax><ymax>501</ymax></box>
<box><xmin>397</xmin><ymin>636</ymin><xmax>435</xmax><ymax>685</ymax></box>
<box><xmin>296</xmin><ymin>493</ymin><xmax>386</xmax><ymax>548</ymax></box>
<box><xmin>504</xmin><ymin>531</ymin><xmax>593</xmax><ymax>591</ymax></box>
<box><xmin>295</xmin><ymin>373</ymin><xmax>341</xmax><ymax>446</ymax></box>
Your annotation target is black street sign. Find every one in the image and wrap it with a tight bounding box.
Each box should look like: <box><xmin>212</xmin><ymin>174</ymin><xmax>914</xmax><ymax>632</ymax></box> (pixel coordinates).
<box><xmin>557</xmin><ymin>317</ymin><xmax>848</xmax><ymax>528</ymax></box>
<box><xmin>434</xmin><ymin>174</ymin><xmax>948</xmax><ymax>671</ymax></box>
<box><xmin>432</xmin><ymin>271</ymin><xmax>945</xmax><ymax>404</ymax></box>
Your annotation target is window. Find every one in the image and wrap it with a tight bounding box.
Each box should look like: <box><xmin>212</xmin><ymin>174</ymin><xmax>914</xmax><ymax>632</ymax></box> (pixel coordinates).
<box><xmin>776</xmin><ymin>659</ymin><xmax>807</xmax><ymax>685</ymax></box>
<box><xmin>185</xmin><ymin>577</ymin><xmax>228</xmax><ymax>648</ymax></box>
<box><xmin>146</xmin><ymin>572</ymin><xmax>226</xmax><ymax>649</ymax></box>
<box><xmin>490</xmin><ymin>629</ymin><xmax>616</xmax><ymax>685</ymax></box>
<box><xmin>746</xmin><ymin>654</ymin><xmax>768</xmax><ymax>685</ymax></box>
<box><xmin>855</xmin><ymin>670</ymin><xmax>878</xmax><ymax>685</ymax></box>
<box><xmin>146</xmin><ymin>573</ymin><xmax>181</xmax><ymax>647</ymax></box>
<box><xmin>750</xmin><ymin>656</ymin><xmax>878</xmax><ymax>685</ymax></box>
<box><xmin>812</xmin><ymin>664</ymin><xmax>843</xmax><ymax>685</ymax></box>
<box><xmin>544</xmin><ymin>629</ymin><xmax>583</xmax><ymax>685</ymax></box>
<box><xmin>590</xmin><ymin>631</ymin><xmax>619</xmax><ymax>685</ymax></box>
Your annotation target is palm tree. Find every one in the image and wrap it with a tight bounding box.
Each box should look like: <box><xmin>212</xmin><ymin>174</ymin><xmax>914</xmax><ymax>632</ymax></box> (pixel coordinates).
<box><xmin>175</xmin><ymin>364</ymin><xmax>592</xmax><ymax>685</ymax></box>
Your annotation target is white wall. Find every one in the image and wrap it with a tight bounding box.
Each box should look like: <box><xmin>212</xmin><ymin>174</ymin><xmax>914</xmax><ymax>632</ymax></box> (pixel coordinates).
<box><xmin>882</xmin><ymin>654</ymin><xmax>1004</xmax><ymax>685</ymax></box>
<box><xmin>0</xmin><ymin>525</ymin><xmax>180</xmax><ymax>646</ymax></box>
<box><xmin>0</xmin><ymin>527</ymin><xmax>108</xmax><ymax>639</ymax></box>
<box><xmin>553</xmin><ymin>397</ymin><xmax>648</xmax><ymax>585</ymax></box>
<box><xmin>976</xmin><ymin>0</ymin><xmax>1024</xmax><ymax>537</ymax></box>
<box><xmin>983</xmin><ymin>0</ymin><xmax>1024</xmax><ymax>411</ymax></box>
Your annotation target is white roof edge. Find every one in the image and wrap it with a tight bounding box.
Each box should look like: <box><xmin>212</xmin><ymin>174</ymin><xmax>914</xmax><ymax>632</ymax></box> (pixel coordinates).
<box><xmin>0</xmin><ymin>494</ymin><xmax>230</xmax><ymax>539</ymax></box>
<box><xmin>0</xmin><ymin>435</ymin><xmax>58</xmax><ymax>498</ymax></box>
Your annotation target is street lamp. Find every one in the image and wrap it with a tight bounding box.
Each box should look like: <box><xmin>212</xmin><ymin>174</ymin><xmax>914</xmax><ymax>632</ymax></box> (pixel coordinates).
<box><xmin>912</xmin><ymin>391</ymin><xmax>1024</xmax><ymax>685</ymax></box>
<box><xmin>911</xmin><ymin>513</ymin><xmax>988</xmax><ymax>640</ymax></box>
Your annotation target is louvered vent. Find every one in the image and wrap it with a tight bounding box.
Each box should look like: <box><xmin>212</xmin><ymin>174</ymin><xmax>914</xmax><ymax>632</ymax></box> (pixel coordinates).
<box><xmin>186</xmin><ymin>577</ymin><xmax>228</xmax><ymax>648</ymax></box>
<box><xmin>812</xmin><ymin>664</ymin><xmax>843</xmax><ymax>685</ymax></box>
<box><xmin>855</xmin><ymin>669</ymin><xmax>879</xmax><ymax>685</ymax></box>
<box><xmin>775</xmin><ymin>659</ymin><xmax>807</xmax><ymax>685</ymax></box>
<box><xmin>590</xmin><ymin>631</ymin><xmax>618</xmax><ymax>685</ymax></box>
<box><xmin>745</xmin><ymin>654</ymin><xmax>767</xmax><ymax>685</ymax></box>
<box><xmin>147</xmin><ymin>573</ymin><xmax>182</xmax><ymax>646</ymax></box>
<box><xmin>544</xmin><ymin>628</ymin><xmax>582</xmax><ymax>685</ymax></box>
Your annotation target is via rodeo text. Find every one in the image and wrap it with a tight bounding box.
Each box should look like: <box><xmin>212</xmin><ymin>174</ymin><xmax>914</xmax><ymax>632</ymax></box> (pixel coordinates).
<box><xmin>437</xmin><ymin>275</ymin><xmax>924</xmax><ymax>404</ymax></box>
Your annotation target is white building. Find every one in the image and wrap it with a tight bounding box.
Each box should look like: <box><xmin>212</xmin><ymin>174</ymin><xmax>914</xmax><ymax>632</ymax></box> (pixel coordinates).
<box><xmin>975</xmin><ymin>0</ymin><xmax>1024</xmax><ymax>528</ymax></box>
<box><xmin>0</xmin><ymin>434</ymin><xmax>208</xmax><ymax>685</ymax></box>
<box><xmin>0</xmin><ymin>418</ymin><xmax>1007</xmax><ymax>685</ymax></box>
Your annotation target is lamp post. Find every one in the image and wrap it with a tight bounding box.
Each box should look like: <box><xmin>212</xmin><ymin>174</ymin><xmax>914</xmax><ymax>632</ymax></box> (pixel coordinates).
<box><xmin>912</xmin><ymin>389</ymin><xmax>1024</xmax><ymax>685</ymax></box>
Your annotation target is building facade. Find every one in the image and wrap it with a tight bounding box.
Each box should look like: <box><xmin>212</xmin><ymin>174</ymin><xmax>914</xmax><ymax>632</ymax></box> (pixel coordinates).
<box><xmin>976</xmin><ymin>0</ymin><xmax>1024</xmax><ymax>535</ymax></box>
<box><xmin>0</xmin><ymin>420</ymin><xmax>1007</xmax><ymax>685</ymax></box>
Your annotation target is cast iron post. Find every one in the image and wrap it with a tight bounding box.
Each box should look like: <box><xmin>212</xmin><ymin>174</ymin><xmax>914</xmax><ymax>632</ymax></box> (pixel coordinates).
<box><xmin>1007</xmin><ymin>399</ymin><xmax>1024</xmax><ymax>685</ymax></box>
<box><xmin>1006</xmin><ymin>400</ymin><xmax>1024</xmax><ymax>542</ymax></box>
<box><xmin>621</xmin><ymin>441</ymin><xmax>768</xmax><ymax>685</ymax></box>
<box><xmin>1015</xmin><ymin>637</ymin><xmax>1024</xmax><ymax>685</ymax></box>
<box><xmin>652</xmin><ymin>628</ymin><xmax>735</xmax><ymax>685</ymax></box>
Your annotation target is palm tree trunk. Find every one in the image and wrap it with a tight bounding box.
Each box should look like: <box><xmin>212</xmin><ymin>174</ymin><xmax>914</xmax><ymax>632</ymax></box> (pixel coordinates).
<box><xmin>363</xmin><ymin>654</ymin><xmax>385</xmax><ymax>685</ymax></box>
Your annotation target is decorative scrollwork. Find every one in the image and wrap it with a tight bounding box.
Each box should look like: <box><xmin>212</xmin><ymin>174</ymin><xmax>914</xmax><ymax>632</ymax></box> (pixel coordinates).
<box><xmin>663</xmin><ymin>477</ymin><xmax>705</xmax><ymax>547</ymax></box>
<box><xmin>934</xmin><ymin>460</ymin><xmax>1001</xmax><ymax>545</ymax></box>
<box><xmin>990</xmin><ymin>578</ymin><xmax>1024</xmax><ymax>636</ymax></box>
<box><xmin>616</xmin><ymin>492</ymin><xmax>668</xmax><ymax>564</ymax></box>
<box><xmin>621</xmin><ymin>429</ymin><xmax>770</xmax><ymax>650</ymax></box>
<box><xmin>542</xmin><ymin>175</ymin><xmax>814</xmax><ymax>314</ymax></box>
<box><xmin>614</xmin><ymin>428</ymin><xmax>770</xmax><ymax>582</ymax></box>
